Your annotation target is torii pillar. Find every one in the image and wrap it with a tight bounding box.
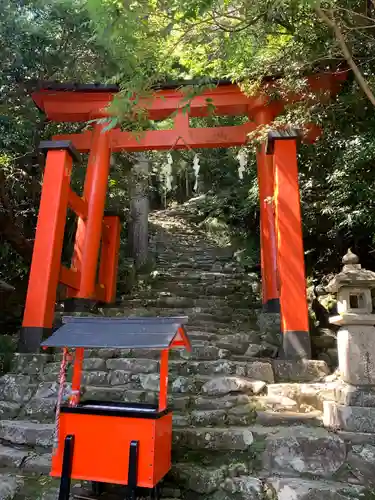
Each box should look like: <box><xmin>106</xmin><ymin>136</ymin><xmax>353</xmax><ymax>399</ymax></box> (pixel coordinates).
<box><xmin>267</xmin><ymin>130</ymin><xmax>311</xmax><ymax>359</ymax></box>
<box><xmin>254</xmin><ymin>108</ymin><xmax>279</xmax><ymax>313</ymax></box>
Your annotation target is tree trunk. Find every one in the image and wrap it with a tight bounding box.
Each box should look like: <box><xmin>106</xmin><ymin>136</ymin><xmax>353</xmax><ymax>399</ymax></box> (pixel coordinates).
<box><xmin>129</xmin><ymin>154</ymin><xmax>150</xmax><ymax>269</ymax></box>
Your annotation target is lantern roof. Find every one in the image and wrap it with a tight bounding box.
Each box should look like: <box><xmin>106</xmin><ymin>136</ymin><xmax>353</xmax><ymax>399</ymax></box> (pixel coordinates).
<box><xmin>326</xmin><ymin>250</ymin><xmax>375</xmax><ymax>293</ymax></box>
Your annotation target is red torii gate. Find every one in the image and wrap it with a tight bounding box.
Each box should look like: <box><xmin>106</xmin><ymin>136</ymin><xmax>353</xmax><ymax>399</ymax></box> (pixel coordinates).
<box><xmin>20</xmin><ymin>73</ymin><xmax>346</xmax><ymax>358</ymax></box>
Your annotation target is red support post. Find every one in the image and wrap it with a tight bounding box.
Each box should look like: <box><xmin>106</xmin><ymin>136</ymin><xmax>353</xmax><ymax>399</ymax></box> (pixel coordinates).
<box><xmin>20</xmin><ymin>142</ymin><xmax>78</xmax><ymax>352</ymax></box>
<box><xmin>73</xmin><ymin>124</ymin><xmax>111</xmax><ymax>300</ymax></box>
<box><xmin>268</xmin><ymin>132</ymin><xmax>311</xmax><ymax>359</ymax></box>
<box><xmin>98</xmin><ymin>215</ymin><xmax>121</xmax><ymax>303</ymax></box>
<box><xmin>69</xmin><ymin>347</ymin><xmax>84</xmax><ymax>407</ymax></box>
<box><xmin>254</xmin><ymin>109</ymin><xmax>279</xmax><ymax>312</ymax></box>
<box><xmin>159</xmin><ymin>349</ymin><xmax>169</xmax><ymax>412</ymax></box>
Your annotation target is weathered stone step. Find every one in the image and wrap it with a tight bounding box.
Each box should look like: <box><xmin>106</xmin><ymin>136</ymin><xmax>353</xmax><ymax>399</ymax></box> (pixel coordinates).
<box><xmin>261</xmin><ymin>426</ymin><xmax>347</xmax><ymax>478</ymax></box>
<box><xmin>105</xmin><ymin>303</ymin><xmax>258</xmax><ymax>316</ymax></box>
<box><xmin>267</xmin><ymin>381</ymin><xmax>337</xmax><ymax>410</ymax></box>
<box><xmin>146</xmin><ymin>270</ymin><xmax>258</xmax><ymax>284</ymax></box>
<box><xmin>255</xmin><ymin>409</ymin><xmax>323</xmax><ymax>427</ymax></box>
<box><xmin>155</xmin><ymin>262</ymin><xmax>231</xmax><ymax>272</ymax></box>
<box><xmin>47</xmin><ymin>358</ymin><xmax>274</xmax><ymax>380</ymax></box>
<box><xmin>0</xmin><ymin>420</ymin><xmax>54</xmax><ymax>448</ymax></box>
<box><xmin>0</xmin><ymin>470</ymin><xmax>62</xmax><ymax>500</ymax></box>
<box><xmin>155</xmin><ymin>264</ymin><xmax>245</xmax><ymax>274</ymax></box>
<box><xmin>0</xmin><ymin>443</ymin><xmax>51</xmax><ymax>473</ymax></box>
<box><xmin>155</xmin><ymin>251</ymin><xmax>233</xmax><ymax>262</ymax></box>
<box><xmin>119</xmin><ymin>295</ymin><xmax>255</xmax><ymax>310</ymax></box>
<box><xmin>324</xmin><ymin>400</ymin><xmax>375</xmax><ymax>433</ymax></box>
<box><xmin>173</xmin><ymin>426</ymin><xmax>254</xmax><ymax>451</ymax></box>
<box><xmin>99</xmin><ymin>308</ymin><xmax>259</xmax><ymax>327</ymax></box>
<box><xmin>136</xmin><ymin>281</ymin><xmax>258</xmax><ymax>299</ymax></box>
<box><xmin>270</xmin><ymin>360</ymin><xmax>330</xmax><ymax>383</ymax></box>
<box><xmin>0</xmin><ymin>472</ymin><xmax>24</xmax><ymax>500</ymax></box>
<box><xmin>265</xmin><ymin>477</ymin><xmax>364</xmax><ymax>500</ymax></box>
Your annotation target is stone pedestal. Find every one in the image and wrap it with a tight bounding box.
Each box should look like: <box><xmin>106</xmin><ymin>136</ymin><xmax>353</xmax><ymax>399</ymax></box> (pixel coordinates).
<box><xmin>336</xmin><ymin>321</ymin><xmax>375</xmax><ymax>385</ymax></box>
<box><xmin>323</xmin><ymin>400</ymin><xmax>375</xmax><ymax>433</ymax></box>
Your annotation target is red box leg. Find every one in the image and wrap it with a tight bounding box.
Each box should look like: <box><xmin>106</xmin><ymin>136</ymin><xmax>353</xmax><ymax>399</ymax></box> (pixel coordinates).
<box><xmin>20</xmin><ymin>147</ymin><xmax>74</xmax><ymax>352</ymax></box>
<box><xmin>98</xmin><ymin>215</ymin><xmax>121</xmax><ymax>303</ymax></box>
<box><xmin>272</xmin><ymin>136</ymin><xmax>311</xmax><ymax>359</ymax></box>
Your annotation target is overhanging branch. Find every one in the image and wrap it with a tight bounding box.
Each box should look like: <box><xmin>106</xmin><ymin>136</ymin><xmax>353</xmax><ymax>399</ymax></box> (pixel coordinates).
<box><xmin>315</xmin><ymin>6</ymin><xmax>375</xmax><ymax>107</ymax></box>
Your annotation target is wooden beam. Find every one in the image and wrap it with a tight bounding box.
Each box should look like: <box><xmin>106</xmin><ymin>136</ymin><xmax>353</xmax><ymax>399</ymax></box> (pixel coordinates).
<box><xmin>32</xmin><ymin>73</ymin><xmax>347</xmax><ymax>123</ymax></box>
<box><xmin>53</xmin><ymin>123</ymin><xmax>257</xmax><ymax>153</ymax></box>
<box><xmin>60</xmin><ymin>266</ymin><xmax>80</xmax><ymax>290</ymax></box>
<box><xmin>68</xmin><ymin>190</ymin><xmax>87</xmax><ymax>219</ymax></box>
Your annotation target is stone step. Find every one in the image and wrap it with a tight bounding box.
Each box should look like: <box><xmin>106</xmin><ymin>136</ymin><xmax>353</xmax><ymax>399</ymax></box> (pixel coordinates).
<box><xmin>265</xmin><ymin>478</ymin><xmax>364</xmax><ymax>500</ymax></box>
<box><xmin>173</xmin><ymin>426</ymin><xmax>254</xmax><ymax>451</ymax></box>
<box><xmin>261</xmin><ymin>425</ymin><xmax>347</xmax><ymax>478</ymax></box>
<box><xmin>45</xmin><ymin>358</ymin><xmax>274</xmax><ymax>382</ymax></box>
<box><xmin>0</xmin><ymin>472</ymin><xmax>24</xmax><ymax>500</ymax></box>
<box><xmin>267</xmin><ymin>381</ymin><xmax>337</xmax><ymax>411</ymax></box>
<box><xmin>323</xmin><ymin>400</ymin><xmax>375</xmax><ymax>433</ymax></box>
<box><xmin>255</xmin><ymin>409</ymin><xmax>323</xmax><ymax>427</ymax></box>
<box><xmin>155</xmin><ymin>264</ymin><xmax>246</xmax><ymax>274</ymax></box>
<box><xmin>154</xmin><ymin>263</ymin><xmax>234</xmax><ymax>273</ymax></box>
<box><xmin>100</xmin><ymin>306</ymin><xmax>259</xmax><ymax>321</ymax></box>
<box><xmin>0</xmin><ymin>470</ymin><xmax>61</xmax><ymax>500</ymax></box>
<box><xmin>119</xmin><ymin>295</ymin><xmax>255</xmax><ymax>310</ymax></box>
<box><xmin>0</xmin><ymin>420</ymin><xmax>54</xmax><ymax>448</ymax></box>
<box><xmin>146</xmin><ymin>270</ymin><xmax>258</xmax><ymax>284</ymax></box>
<box><xmin>134</xmin><ymin>281</ymin><xmax>256</xmax><ymax>299</ymax></box>
<box><xmin>0</xmin><ymin>443</ymin><xmax>51</xmax><ymax>473</ymax></box>
<box><xmin>271</xmin><ymin>360</ymin><xmax>330</xmax><ymax>383</ymax></box>
<box><xmin>154</xmin><ymin>252</ymin><xmax>233</xmax><ymax>262</ymax></box>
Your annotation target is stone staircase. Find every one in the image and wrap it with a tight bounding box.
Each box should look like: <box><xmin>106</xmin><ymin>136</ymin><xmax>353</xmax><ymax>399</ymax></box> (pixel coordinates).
<box><xmin>0</xmin><ymin>206</ymin><xmax>374</xmax><ymax>500</ymax></box>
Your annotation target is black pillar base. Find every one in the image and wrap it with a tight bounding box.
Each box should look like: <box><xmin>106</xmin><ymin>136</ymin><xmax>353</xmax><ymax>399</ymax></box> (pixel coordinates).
<box><xmin>58</xmin><ymin>435</ymin><xmax>75</xmax><ymax>500</ymax></box>
<box><xmin>262</xmin><ymin>299</ymin><xmax>280</xmax><ymax>313</ymax></box>
<box><xmin>279</xmin><ymin>330</ymin><xmax>312</xmax><ymax>359</ymax></box>
<box><xmin>18</xmin><ymin>327</ymin><xmax>51</xmax><ymax>353</ymax></box>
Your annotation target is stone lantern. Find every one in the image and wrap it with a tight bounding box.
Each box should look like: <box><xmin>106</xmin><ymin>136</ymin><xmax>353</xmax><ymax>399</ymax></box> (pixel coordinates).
<box><xmin>326</xmin><ymin>249</ymin><xmax>375</xmax><ymax>385</ymax></box>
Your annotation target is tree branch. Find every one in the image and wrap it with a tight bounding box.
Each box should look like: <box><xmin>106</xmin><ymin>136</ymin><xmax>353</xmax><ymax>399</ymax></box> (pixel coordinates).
<box><xmin>315</xmin><ymin>7</ymin><xmax>375</xmax><ymax>107</ymax></box>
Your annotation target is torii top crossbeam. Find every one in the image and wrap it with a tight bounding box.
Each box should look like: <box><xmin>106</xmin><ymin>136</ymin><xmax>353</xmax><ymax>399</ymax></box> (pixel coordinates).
<box><xmin>31</xmin><ymin>72</ymin><xmax>346</xmax><ymax>152</ymax></box>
